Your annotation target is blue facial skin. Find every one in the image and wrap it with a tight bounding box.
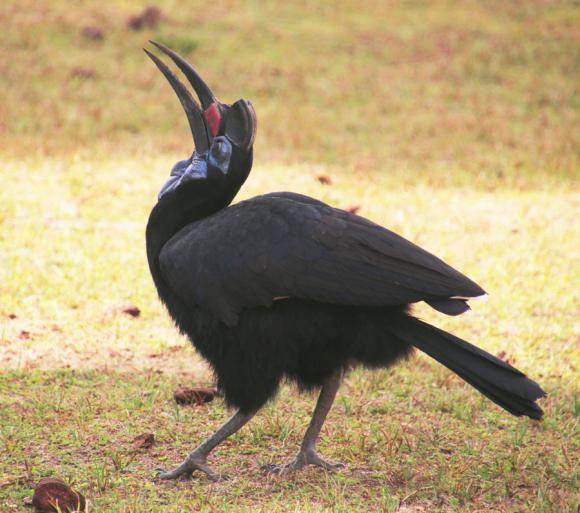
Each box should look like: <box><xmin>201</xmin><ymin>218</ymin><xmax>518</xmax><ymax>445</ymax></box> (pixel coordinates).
<box><xmin>208</xmin><ymin>137</ymin><xmax>232</xmax><ymax>175</ymax></box>
<box><xmin>158</xmin><ymin>137</ymin><xmax>233</xmax><ymax>201</ymax></box>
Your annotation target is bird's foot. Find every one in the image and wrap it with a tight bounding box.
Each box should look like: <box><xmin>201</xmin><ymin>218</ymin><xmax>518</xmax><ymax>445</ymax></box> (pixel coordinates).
<box><xmin>261</xmin><ymin>448</ymin><xmax>344</xmax><ymax>474</ymax></box>
<box><xmin>156</xmin><ymin>453</ymin><xmax>225</xmax><ymax>482</ymax></box>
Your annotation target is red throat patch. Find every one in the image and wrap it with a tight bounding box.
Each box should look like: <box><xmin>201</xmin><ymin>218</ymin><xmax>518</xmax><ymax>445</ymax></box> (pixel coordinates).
<box><xmin>204</xmin><ymin>103</ymin><xmax>221</xmax><ymax>137</ymax></box>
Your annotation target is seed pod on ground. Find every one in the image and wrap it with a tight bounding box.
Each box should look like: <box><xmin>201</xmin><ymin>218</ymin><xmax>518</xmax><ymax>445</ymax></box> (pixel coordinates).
<box><xmin>32</xmin><ymin>478</ymin><xmax>86</xmax><ymax>513</ymax></box>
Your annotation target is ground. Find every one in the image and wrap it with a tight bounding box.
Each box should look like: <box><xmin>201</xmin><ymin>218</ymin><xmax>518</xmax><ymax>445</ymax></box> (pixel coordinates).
<box><xmin>0</xmin><ymin>1</ymin><xmax>578</xmax><ymax>512</ymax></box>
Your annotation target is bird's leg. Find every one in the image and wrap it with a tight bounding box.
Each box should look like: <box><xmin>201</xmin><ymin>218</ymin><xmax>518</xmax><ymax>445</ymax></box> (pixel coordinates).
<box><xmin>157</xmin><ymin>408</ymin><xmax>257</xmax><ymax>481</ymax></box>
<box><xmin>263</xmin><ymin>367</ymin><xmax>345</xmax><ymax>473</ymax></box>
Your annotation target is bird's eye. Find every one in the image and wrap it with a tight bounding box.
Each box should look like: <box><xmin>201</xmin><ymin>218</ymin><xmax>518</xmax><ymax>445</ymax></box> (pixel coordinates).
<box><xmin>208</xmin><ymin>136</ymin><xmax>233</xmax><ymax>175</ymax></box>
<box><xmin>212</xmin><ymin>140</ymin><xmax>229</xmax><ymax>159</ymax></box>
<box><xmin>213</xmin><ymin>142</ymin><xmax>225</xmax><ymax>158</ymax></box>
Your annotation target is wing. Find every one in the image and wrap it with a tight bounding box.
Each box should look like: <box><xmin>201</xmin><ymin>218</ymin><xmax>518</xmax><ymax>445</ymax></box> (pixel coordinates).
<box><xmin>159</xmin><ymin>192</ymin><xmax>486</xmax><ymax>326</ymax></box>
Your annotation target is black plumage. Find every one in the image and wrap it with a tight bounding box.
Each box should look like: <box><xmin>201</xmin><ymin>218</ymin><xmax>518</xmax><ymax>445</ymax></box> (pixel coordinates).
<box><xmin>159</xmin><ymin>192</ymin><xmax>483</xmax><ymax>329</ymax></box>
<box><xmin>144</xmin><ymin>43</ymin><xmax>545</xmax><ymax>480</ymax></box>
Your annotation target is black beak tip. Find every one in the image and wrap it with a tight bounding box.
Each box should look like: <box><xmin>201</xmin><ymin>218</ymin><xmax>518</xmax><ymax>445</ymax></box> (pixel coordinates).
<box><xmin>146</xmin><ymin>39</ymin><xmax>218</xmax><ymax>111</ymax></box>
<box><xmin>144</xmin><ymin>44</ymin><xmax>210</xmax><ymax>156</ymax></box>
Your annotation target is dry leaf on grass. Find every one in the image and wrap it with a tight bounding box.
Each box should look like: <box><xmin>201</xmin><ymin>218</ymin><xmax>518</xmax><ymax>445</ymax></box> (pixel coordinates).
<box><xmin>316</xmin><ymin>174</ymin><xmax>333</xmax><ymax>185</ymax></box>
<box><xmin>132</xmin><ymin>432</ymin><xmax>155</xmax><ymax>449</ymax></box>
<box><xmin>174</xmin><ymin>386</ymin><xmax>217</xmax><ymax>405</ymax></box>
<box><xmin>120</xmin><ymin>304</ymin><xmax>141</xmax><ymax>317</ymax></box>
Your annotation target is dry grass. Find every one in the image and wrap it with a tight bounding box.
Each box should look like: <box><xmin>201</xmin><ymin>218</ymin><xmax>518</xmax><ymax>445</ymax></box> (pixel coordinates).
<box><xmin>1</xmin><ymin>0</ymin><xmax>578</xmax><ymax>186</ymax></box>
<box><xmin>1</xmin><ymin>0</ymin><xmax>578</xmax><ymax>512</ymax></box>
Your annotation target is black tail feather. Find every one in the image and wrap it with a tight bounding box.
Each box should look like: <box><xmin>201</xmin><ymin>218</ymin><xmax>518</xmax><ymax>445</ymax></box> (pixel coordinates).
<box><xmin>390</xmin><ymin>317</ymin><xmax>546</xmax><ymax>419</ymax></box>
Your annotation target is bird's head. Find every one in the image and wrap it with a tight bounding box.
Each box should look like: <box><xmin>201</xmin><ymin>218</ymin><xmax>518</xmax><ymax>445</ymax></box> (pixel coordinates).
<box><xmin>145</xmin><ymin>41</ymin><xmax>256</xmax><ymax>203</ymax></box>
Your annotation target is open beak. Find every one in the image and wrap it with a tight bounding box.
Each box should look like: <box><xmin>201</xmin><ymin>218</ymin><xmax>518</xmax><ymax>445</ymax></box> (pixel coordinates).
<box><xmin>144</xmin><ymin>47</ymin><xmax>210</xmax><ymax>156</ymax></box>
<box><xmin>145</xmin><ymin>41</ymin><xmax>257</xmax><ymax>153</ymax></box>
<box><xmin>149</xmin><ymin>40</ymin><xmax>225</xmax><ymax>139</ymax></box>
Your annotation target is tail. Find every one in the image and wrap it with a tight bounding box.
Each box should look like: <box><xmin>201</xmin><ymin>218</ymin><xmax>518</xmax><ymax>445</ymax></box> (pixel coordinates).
<box><xmin>390</xmin><ymin>316</ymin><xmax>546</xmax><ymax>419</ymax></box>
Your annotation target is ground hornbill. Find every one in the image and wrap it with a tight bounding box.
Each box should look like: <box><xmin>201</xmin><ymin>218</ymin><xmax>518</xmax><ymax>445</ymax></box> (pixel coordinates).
<box><xmin>144</xmin><ymin>42</ymin><xmax>545</xmax><ymax>481</ymax></box>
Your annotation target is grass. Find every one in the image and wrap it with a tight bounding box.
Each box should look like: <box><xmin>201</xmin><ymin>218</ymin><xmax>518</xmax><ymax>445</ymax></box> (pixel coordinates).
<box><xmin>1</xmin><ymin>0</ymin><xmax>578</xmax><ymax>187</ymax></box>
<box><xmin>0</xmin><ymin>0</ymin><xmax>578</xmax><ymax>512</ymax></box>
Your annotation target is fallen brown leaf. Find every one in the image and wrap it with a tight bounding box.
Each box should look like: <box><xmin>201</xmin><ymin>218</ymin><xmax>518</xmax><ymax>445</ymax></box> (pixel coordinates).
<box><xmin>80</xmin><ymin>26</ymin><xmax>104</xmax><ymax>41</ymax></box>
<box><xmin>174</xmin><ymin>386</ymin><xmax>217</xmax><ymax>406</ymax></box>
<box><xmin>132</xmin><ymin>432</ymin><xmax>155</xmax><ymax>449</ymax></box>
<box><xmin>496</xmin><ymin>350</ymin><xmax>516</xmax><ymax>366</ymax></box>
<box><xmin>316</xmin><ymin>174</ymin><xmax>332</xmax><ymax>185</ymax></box>
<box><xmin>70</xmin><ymin>67</ymin><xmax>97</xmax><ymax>80</ymax></box>
<box><xmin>127</xmin><ymin>6</ymin><xmax>162</xmax><ymax>30</ymax></box>
<box><xmin>0</xmin><ymin>475</ymin><xmax>27</xmax><ymax>488</ymax></box>
<box><xmin>120</xmin><ymin>304</ymin><xmax>140</xmax><ymax>318</ymax></box>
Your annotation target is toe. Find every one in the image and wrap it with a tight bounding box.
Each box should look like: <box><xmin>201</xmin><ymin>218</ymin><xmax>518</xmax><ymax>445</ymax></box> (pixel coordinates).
<box><xmin>155</xmin><ymin>459</ymin><xmax>220</xmax><ymax>481</ymax></box>
<box><xmin>304</xmin><ymin>451</ymin><xmax>345</xmax><ymax>471</ymax></box>
<box><xmin>156</xmin><ymin>468</ymin><xmax>191</xmax><ymax>481</ymax></box>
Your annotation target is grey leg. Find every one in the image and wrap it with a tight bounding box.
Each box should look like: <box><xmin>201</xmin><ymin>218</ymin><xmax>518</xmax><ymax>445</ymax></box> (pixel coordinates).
<box><xmin>263</xmin><ymin>367</ymin><xmax>345</xmax><ymax>473</ymax></box>
<box><xmin>157</xmin><ymin>409</ymin><xmax>257</xmax><ymax>481</ymax></box>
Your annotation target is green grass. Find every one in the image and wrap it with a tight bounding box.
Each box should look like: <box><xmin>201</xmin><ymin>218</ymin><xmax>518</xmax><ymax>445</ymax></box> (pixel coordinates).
<box><xmin>1</xmin><ymin>0</ymin><xmax>578</xmax><ymax>512</ymax></box>
<box><xmin>1</xmin><ymin>0</ymin><xmax>578</xmax><ymax>186</ymax></box>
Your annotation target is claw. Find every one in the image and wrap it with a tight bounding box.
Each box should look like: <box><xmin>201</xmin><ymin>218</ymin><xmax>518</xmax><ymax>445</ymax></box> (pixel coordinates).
<box><xmin>261</xmin><ymin>450</ymin><xmax>345</xmax><ymax>474</ymax></box>
<box><xmin>155</xmin><ymin>467</ymin><xmax>192</xmax><ymax>481</ymax></box>
<box><xmin>155</xmin><ymin>458</ymin><xmax>221</xmax><ymax>481</ymax></box>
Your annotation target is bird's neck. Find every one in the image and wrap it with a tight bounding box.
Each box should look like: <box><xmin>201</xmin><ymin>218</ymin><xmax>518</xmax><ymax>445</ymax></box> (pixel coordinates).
<box><xmin>146</xmin><ymin>151</ymin><xmax>253</xmax><ymax>291</ymax></box>
<box><xmin>146</xmin><ymin>184</ymin><xmax>230</xmax><ymax>271</ymax></box>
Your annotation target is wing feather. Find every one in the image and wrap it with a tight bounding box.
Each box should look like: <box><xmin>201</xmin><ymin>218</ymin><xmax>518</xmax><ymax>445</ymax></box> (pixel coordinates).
<box><xmin>159</xmin><ymin>192</ymin><xmax>485</xmax><ymax>326</ymax></box>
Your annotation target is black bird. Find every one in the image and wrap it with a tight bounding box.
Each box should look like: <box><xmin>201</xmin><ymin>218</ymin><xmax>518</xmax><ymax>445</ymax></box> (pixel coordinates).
<box><xmin>144</xmin><ymin>42</ymin><xmax>545</xmax><ymax>481</ymax></box>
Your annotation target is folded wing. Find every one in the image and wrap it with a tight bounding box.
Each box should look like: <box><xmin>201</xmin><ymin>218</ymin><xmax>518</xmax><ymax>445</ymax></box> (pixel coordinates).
<box><xmin>159</xmin><ymin>192</ymin><xmax>486</xmax><ymax>326</ymax></box>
